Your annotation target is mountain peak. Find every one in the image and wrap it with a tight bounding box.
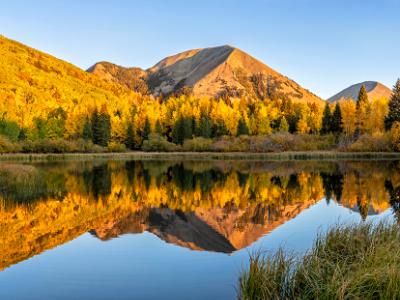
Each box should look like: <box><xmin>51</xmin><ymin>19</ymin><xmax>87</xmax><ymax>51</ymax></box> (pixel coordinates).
<box><xmin>88</xmin><ymin>45</ymin><xmax>323</xmax><ymax>105</ymax></box>
<box><xmin>328</xmin><ymin>81</ymin><xmax>391</xmax><ymax>102</ymax></box>
<box><xmin>87</xmin><ymin>61</ymin><xmax>148</xmax><ymax>94</ymax></box>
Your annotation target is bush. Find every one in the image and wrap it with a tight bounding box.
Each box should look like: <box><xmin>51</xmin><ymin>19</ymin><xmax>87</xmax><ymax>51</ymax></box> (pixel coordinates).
<box><xmin>243</xmin><ymin>133</ymin><xmax>335</xmax><ymax>152</ymax></box>
<box><xmin>345</xmin><ymin>133</ymin><xmax>392</xmax><ymax>152</ymax></box>
<box><xmin>71</xmin><ymin>139</ymin><xmax>105</xmax><ymax>153</ymax></box>
<box><xmin>21</xmin><ymin>139</ymin><xmax>106</xmax><ymax>153</ymax></box>
<box><xmin>204</xmin><ymin>134</ymin><xmax>336</xmax><ymax>153</ymax></box>
<box><xmin>0</xmin><ymin>120</ymin><xmax>20</xmax><ymax>141</ymax></box>
<box><xmin>0</xmin><ymin>135</ymin><xmax>21</xmax><ymax>153</ymax></box>
<box><xmin>107</xmin><ymin>141</ymin><xmax>127</xmax><ymax>152</ymax></box>
<box><xmin>211</xmin><ymin>135</ymin><xmax>250</xmax><ymax>152</ymax></box>
<box><xmin>142</xmin><ymin>134</ymin><xmax>178</xmax><ymax>152</ymax></box>
<box><xmin>22</xmin><ymin>139</ymin><xmax>70</xmax><ymax>153</ymax></box>
<box><xmin>248</xmin><ymin>135</ymin><xmax>283</xmax><ymax>152</ymax></box>
<box><xmin>182</xmin><ymin>137</ymin><xmax>213</xmax><ymax>152</ymax></box>
<box><xmin>269</xmin><ymin>133</ymin><xmax>335</xmax><ymax>151</ymax></box>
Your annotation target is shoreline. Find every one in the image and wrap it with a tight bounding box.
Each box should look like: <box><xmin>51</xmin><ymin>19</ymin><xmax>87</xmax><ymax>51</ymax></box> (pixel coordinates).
<box><xmin>1</xmin><ymin>151</ymin><xmax>400</xmax><ymax>162</ymax></box>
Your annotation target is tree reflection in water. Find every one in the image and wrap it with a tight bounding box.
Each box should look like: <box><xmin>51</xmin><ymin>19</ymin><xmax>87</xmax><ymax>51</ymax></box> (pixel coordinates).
<box><xmin>0</xmin><ymin>160</ymin><xmax>399</xmax><ymax>270</ymax></box>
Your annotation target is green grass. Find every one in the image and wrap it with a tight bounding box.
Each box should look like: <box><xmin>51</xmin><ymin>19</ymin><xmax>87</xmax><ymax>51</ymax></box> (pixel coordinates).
<box><xmin>239</xmin><ymin>222</ymin><xmax>400</xmax><ymax>300</ymax></box>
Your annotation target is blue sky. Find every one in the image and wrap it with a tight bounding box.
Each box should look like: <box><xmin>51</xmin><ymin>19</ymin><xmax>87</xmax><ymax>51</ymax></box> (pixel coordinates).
<box><xmin>1</xmin><ymin>0</ymin><xmax>399</xmax><ymax>98</ymax></box>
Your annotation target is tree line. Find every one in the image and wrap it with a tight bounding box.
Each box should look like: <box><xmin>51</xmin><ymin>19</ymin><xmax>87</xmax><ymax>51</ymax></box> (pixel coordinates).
<box><xmin>1</xmin><ymin>79</ymin><xmax>400</xmax><ymax>151</ymax></box>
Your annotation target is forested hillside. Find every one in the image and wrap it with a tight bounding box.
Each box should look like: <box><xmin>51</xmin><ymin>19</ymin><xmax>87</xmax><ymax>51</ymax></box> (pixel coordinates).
<box><xmin>0</xmin><ymin>35</ymin><xmax>142</xmax><ymax>141</ymax></box>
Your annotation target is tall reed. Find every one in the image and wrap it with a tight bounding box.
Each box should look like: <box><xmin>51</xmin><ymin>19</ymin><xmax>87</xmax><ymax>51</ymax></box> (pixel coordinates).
<box><xmin>239</xmin><ymin>221</ymin><xmax>400</xmax><ymax>300</ymax></box>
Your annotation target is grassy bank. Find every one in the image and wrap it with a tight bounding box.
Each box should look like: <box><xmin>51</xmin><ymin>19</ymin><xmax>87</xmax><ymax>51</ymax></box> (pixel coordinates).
<box><xmin>239</xmin><ymin>222</ymin><xmax>400</xmax><ymax>300</ymax></box>
<box><xmin>1</xmin><ymin>151</ymin><xmax>400</xmax><ymax>162</ymax></box>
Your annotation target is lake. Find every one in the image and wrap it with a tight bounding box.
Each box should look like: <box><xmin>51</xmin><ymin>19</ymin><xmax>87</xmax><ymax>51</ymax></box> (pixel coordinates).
<box><xmin>0</xmin><ymin>159</ymin><xmax>398</xmax><ymax>299</ymax></box>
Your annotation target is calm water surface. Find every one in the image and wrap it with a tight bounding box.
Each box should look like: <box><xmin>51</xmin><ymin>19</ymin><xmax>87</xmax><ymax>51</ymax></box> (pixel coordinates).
<box><xmin>0</xmin><ymin>159</ymin><xmax>399</xmax><ymax>299</ymax></box>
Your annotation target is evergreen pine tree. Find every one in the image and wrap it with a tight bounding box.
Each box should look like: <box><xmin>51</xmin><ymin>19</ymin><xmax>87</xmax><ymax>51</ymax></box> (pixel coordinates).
<box><xmin>172</xmin><ymin>117</ymin><xmax>184</xmax><ymax>144</ymax></box>
<box><xmin>213</xmin><ymin>121</ymin><xmax>229</xmax><ymax>137</ymax></box>
<box><xmin>357</xmin><ymin>85</ymin><xmax>369</xmax><ymax>107</ymax></box>
<box><xmin>91</xmin><ymin>108</ymin><xmax>100</xmax><ymax>144</ymax></box>
<box><xmin>320</xmin><ymin>103</ymin><xmax>332</xmax><ymax>134</ymax></box>
<box><xmin>198</xmin><ymin>114</ymin><xmax>212</xmax><ymax>138</ymax></box>
<box><xmin>155</xmin><ymin>120</ymin><xmax>162</xmax><ymax>135</ymax></box>
<box><xmin>385</xmin><ymin>79</ymin><xmax>400</xmax><ymax>130</ymax></box>
<box><xmin>182</xmin><ymin>117</ymin><xmax>193</xmax><ymax>140</ymax></box>
<box><xmin>355</xmin><ymin>85</ymin><xmax>369</xmax><ymax>135</ymax></box>
<box><xmin>97</xmin><ymin>105</ymin><xmax>111</xmax><ymax>147</ymax></box>
<box><xmin>331</xmin><ymin>103</ymin><xmax>343</xmax><ymax>134</ymax></box>
<box><xmin>142</xmin><ymin>117</ymin><xmax>151</xmax><ymax>141</ymax></box>
<box><xmin>82</xmin><ymin>116</ymin><xmax>93</xmax><ymax>141</ymax></box>
<box><xmin>278</xmin><ymin>117</ymin><xmax>289</xmax><ymax>132</ymax></box>
<box><xmin>18</xmin><ymin>128</ymin><xmax>27</xmax><ymax>141</ymax></box>
<box><xmin>125</xmin><ymin>123</ymin><xmax>135</xmax><ymax>150</ymax></box>
<box><xmin>237</xmin><ymin>117</ymin><xmax>249</xmax><ymax>136</ymax></box>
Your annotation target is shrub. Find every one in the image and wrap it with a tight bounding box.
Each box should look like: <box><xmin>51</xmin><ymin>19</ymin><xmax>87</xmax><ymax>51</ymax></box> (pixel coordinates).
<box><xmin>22</xmin><ymin>139</ymin><xmax>71</xmax><ymax>153</ymax></box>
<box><xmin>71</xmin><ymin>139</ymin><xmax>105</xmax><ymax>153</ymax></box>
<box><xmin>211</xmin><ymin>135</ymin><xmax>250</xmax><ymax>152</ymax></box>
<box><xmin>107</xmin><ymin>141</ymin><xmax>127</xmax><ymax>153</ymax></box>
<box><xmin>21</xmin><ymin>139</ymin><xmax>106</xmax><ymax>153</ymax></box>
<box><xmin>142</xmin><ymin>134</ymin><xmax>178</xmax><ymax>152</ymax></box>
<box><xmin>268</xmin><ymin>133</ymin><xmax>335</xmax><ymax>151</ymax></box>
<box><xmin>0</xmin><ymin>120</ymin><xmax>20</xmax><ymax>141</ymax></box>
<box><xmin>0</xmin><ymin>135</ymin><xmax>21</xmax><ymax>153</ymax></box>
<box><xmin>182</xmin><ymin>137</ymin><xmax>213</xmax><ymax>152</ymax></box>
<box><xmin>248</xmin><ymin>135</ymin><xmax>283</xmax><ymax>152</ymax></box>
<box><xmin>345</xmin><ymin>133</ymin><xmax>392</xmax><ymax>152</ymax></box>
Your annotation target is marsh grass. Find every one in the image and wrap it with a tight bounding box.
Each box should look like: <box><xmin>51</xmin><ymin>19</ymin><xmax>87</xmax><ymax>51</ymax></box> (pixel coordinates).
<box><xmin>1</xmin><ymin>151</ymin><xmax>400</xmax><ymax>163</ymax></box>
<box><xmin>239</xmin><ymin>222</ymin><xmax>400</xmax><ymax>300</ymax></box>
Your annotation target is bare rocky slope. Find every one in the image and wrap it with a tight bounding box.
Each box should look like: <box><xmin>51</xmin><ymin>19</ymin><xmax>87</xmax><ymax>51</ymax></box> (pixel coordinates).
<box><xmin>328</xmin><ymin>81</ymin><xmax>391</xmax><ymax>102</ymax></box>
<box><xmin>88</xmin><ymin>45</ymin><xmax>324</xmax><ymax>105</ymax></box>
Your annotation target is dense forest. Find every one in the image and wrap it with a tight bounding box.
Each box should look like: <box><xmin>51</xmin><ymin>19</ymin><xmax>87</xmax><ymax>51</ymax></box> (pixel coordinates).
<box><xmin>1</xmin><ymin>35</ymin><xmax>400</xmax><ymax>153</ymax></box>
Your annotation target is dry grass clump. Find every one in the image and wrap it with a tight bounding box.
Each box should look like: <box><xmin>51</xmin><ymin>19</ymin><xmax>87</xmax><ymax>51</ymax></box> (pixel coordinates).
<box><xmin>239</xmin><ymin>221</ymin><xmax>400</xmax><ymax>300</ymax></box>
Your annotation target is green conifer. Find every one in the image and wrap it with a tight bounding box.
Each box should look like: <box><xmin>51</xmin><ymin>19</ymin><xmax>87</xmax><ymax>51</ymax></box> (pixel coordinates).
<box><xmin>125</xmin><ymin>123</ymin><xmax>135</xmax><ymax>150</ymax></box>
<box><xmin>385</xmin><ymin>79</ymin><xmax>400</xmax><ymax>130</ymax></box>
<box><xmin>355</xmin><ymin>85</ymin><xmax>369</xmax><ymax>135</ymax></box>
<box><xmin>155</xmin><ymin>120</ymin><xmax>162</xmax><ymax>135</ymax></box>
<box><xmin>237</xmin><ymin>117</ymin><xmax>249</xmax><ymax>136</ymax></box>
<box><xmin>321</xmin><ymin>103</ymin><xmax>332</xmax><ymax>134</ymax></box>
<box><xmin>172</xmin><ymin>117</ymin><xmax>184</xmax><ymax>144</ymax></box>
<box><xmin>331</xmin><ymin>103</ymin><xmax>343</xmax><ymax>134</ymax></box>
<box><xmin>198</xmin><ymin>114</ymin><xmax>212</xmax><ymax>138</ymax></box>
<box><xmin>278</xmin><ymin>117</ymin><xmax>289</xmax><ymax>132</ymax></box>
<box><xmin>142</xmin><ymin>117</ymin><xmax>151</xmax><ymax>141</ymax></box>
<box><xmin>97</xmin><ymin>105</ymin><xmax>111</xmax><ymax>147</ymax></box>
<box><xmin>91</xmin><ymin>108</ymin><xmax>100</xmax><ymax>144</ymax></box>
<box><xmin>82</xmin><ymin>116</ymin><xmax>93</xmax><ymax>141</ymax></box>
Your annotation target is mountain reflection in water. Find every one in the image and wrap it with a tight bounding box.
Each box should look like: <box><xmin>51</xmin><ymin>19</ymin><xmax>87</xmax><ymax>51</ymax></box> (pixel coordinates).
<box><xmin>1</xmin><ymin>160</ymin><xmax>400</xmax><ymax>271</ymax></box>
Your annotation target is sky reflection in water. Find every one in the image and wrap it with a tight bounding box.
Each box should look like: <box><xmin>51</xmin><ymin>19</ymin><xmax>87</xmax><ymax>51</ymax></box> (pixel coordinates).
<box><xmin>0</xmin><ymin>160</ymin><xmax>398</xmax><ymax>300</ymax></box>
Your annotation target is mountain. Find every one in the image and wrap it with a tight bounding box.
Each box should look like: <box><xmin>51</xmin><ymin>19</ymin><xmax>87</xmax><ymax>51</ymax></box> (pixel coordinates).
<box><xmin>89</xmin><ymin>45</ymin><xmax>324</xmax><ymax>105</ymax></box>
<box><xmin>87</xmin><ymin>61</ymin><xmax>149</xmax><ymax>94</ymax></box>
<box><xmin>328</xmin><ymin>81</ymin><xmax>392</xmax><ymax>102</ymax></box>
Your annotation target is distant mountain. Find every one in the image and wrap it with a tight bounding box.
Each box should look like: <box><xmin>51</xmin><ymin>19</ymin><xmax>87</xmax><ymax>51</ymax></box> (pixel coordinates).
<box><xmin>89</xmin><ymin>45</ymin><xmax>324</xmax><ymax>105</ymax></box>
<box><xmin>328</xmin><ymin>81</ymin><xmax>392</xmax><ymax>102</ymax></box>
<box><xmin>87</xmin><ymin>61</ymin><xmax>149</xmax><ymax>94</ymax></box>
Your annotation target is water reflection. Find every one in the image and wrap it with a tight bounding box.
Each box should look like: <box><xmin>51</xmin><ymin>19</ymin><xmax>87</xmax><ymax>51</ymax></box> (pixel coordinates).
<box><xmin>1</xmin><ymin>160</ymin><xmax>399</xmax><ymax>271</ymax></box>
